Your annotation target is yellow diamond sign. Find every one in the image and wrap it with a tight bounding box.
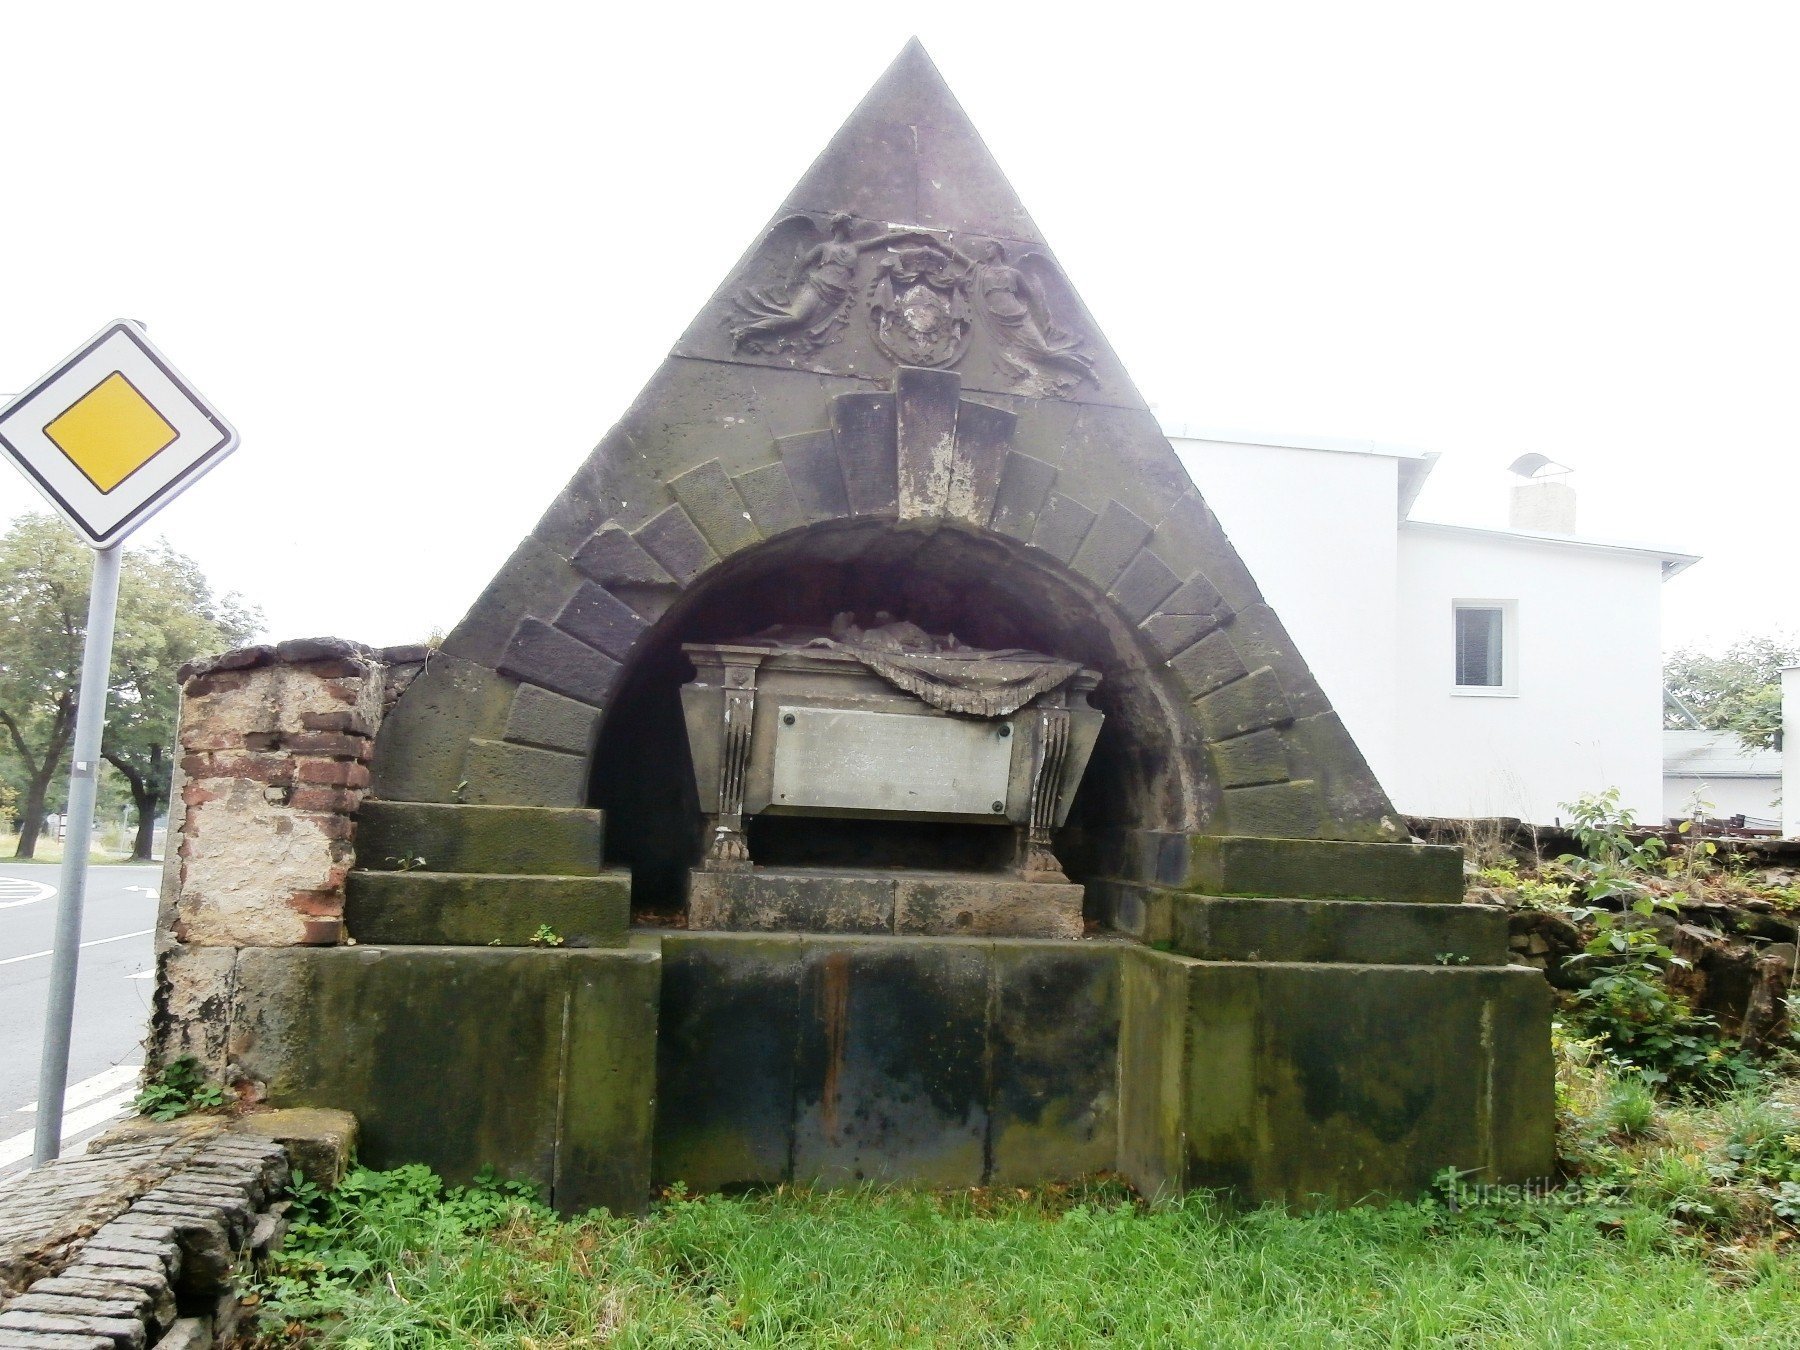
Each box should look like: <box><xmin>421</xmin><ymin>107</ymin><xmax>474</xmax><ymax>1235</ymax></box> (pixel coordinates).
<box><xmin>0</xmin><ymin>320</ymin><xmax>238</xmax><ymax>547</ymax></box>
<box><xmin>43</xmin><ymin>372</ymin><xmax>180</xmax><ymax>494</ymax></box>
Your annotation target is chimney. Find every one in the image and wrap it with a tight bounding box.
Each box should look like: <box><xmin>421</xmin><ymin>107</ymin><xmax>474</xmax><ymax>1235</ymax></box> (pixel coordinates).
<box><xmin>1506</xmin><ymin>454</ymin><xmax>1576</xmax><ymax>533</ymax></box>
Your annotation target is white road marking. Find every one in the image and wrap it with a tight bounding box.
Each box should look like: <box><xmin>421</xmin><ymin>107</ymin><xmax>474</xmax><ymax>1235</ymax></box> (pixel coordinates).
<box><xmin>0</xmin><ymin>1088</ymin><xmax>138</xmax><ymax>1169</ymax></box>
<box><xmin>0</xmin><ymin>878</ymin><xmax>55</xmax><ymax>909</ymax></box>
<box><xmin>19</xmin><ymin>1063</ymin><xmax>141</xmax><ymax>1114</ymax></box>
<box><xmin>128</xmin><ymin>969</ymin><xmax>154</xmax><ymax>980</ymax></box>
<box><xmin>0</xmin><ymin>928</ymin><xmax>155</xmax><ymax>967</ymax></box>
<box><xmin>124</xmin><ymin>886</ymin><xmax>158</xmax><ymax>898</ymax></box>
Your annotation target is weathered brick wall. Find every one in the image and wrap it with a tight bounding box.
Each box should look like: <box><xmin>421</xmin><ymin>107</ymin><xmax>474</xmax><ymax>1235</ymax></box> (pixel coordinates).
<box><xmin>166</xmin><ymin>639</ymin><xmax>386</xmax><ymax>949</ymax></box>
<box><xmin>151</xmin><ymin>639</ymin><xmax>417</xmax><ymax>1088</ymax></box>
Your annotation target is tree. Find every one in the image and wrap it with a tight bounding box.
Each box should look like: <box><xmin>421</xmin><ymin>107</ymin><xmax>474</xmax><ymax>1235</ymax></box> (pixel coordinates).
<box><xmin>106</xmin><ymin>543</ymin><xmax>260</xmax><ymax>858</ymax></box>
<box><xmin>0</xmin><ymin>517</ymin><xmax>91</xmax><ymax>857</ymax></box>
<box><xmin>0</xmin><ymin>514</ymin><xmax>260</xmax><ymax>859</ymax></box>
<box><xmin>1663</xmin><ymin>634</ymin><xmax>1800</xmax><ymax>752</ymax></box>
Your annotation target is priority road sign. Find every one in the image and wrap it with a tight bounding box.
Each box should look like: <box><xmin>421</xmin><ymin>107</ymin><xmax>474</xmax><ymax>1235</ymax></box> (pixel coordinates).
<box><xmin>0</xmin><ymin>318</ymin><xmax>239</xmax><ymax>1170</ymax></box>
<box><xmin>0</xmin><ymin>319</ymin><xmax>238</xmax><ymax>547</ymax></box>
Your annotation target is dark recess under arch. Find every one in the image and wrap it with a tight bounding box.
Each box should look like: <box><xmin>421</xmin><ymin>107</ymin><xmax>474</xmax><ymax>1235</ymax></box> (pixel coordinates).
<box><xmin>590</xmin><ymin>517</ymin><xmax>1203</xmax><ymax>916</ymax></box>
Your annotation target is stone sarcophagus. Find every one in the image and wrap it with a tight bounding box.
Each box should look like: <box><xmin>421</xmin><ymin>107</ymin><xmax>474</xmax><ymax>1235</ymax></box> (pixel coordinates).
<box><xmin>679</xmin><ymin>619</ymin><xmax>1101</xmax><ymax>934</ymax></box>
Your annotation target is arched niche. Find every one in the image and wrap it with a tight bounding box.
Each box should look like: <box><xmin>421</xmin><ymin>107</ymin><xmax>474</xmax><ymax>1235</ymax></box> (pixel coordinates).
<box><xmin>589</xmin><ymin>516</ymin><xmax>1211</xmax><ymax>915</ymax></box>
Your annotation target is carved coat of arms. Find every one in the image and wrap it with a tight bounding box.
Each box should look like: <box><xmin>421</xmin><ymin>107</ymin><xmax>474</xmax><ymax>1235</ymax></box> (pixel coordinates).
<box><xmin>866</xmin><ymin>239</ymin><xmax>973</xmax><ymax>368</ymax></box>
<box><xmin>726</xmin><ymin>216</ymin><xmax>1097</xmax><ymax>398</ymax></box>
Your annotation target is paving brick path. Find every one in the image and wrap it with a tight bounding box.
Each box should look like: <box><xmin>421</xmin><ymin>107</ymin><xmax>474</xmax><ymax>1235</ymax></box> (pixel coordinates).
<box><xmin>0</xmin><ymin>1124</ymin><xmax>290</xmax><ymax>1349</ymax></box>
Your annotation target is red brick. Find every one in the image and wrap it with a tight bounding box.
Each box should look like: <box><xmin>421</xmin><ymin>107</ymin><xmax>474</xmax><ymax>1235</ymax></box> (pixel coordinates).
<box><xmin>186</xmin><ymin>669</ymin><xmax>255</xmax><ymax>696</ymax></box>
<box><xmin>183</xmin><ymin>751</ymin><xmax>294</xmax><ymax>785</ymax></box>
<box><xmin>288</xmin><ymin>890</ymin><xmax>345</xmax><ymax>917</ymax></box>
<box><xmin>181</xmin><ymin>728</ymin><xmax>266</xmax><ymax>752</ymax></box>
<box><xmin>289</xmin><ymin>786</ymin><xmax>359</xmax><ymax>813</ymax></box>
<box><xmin>294</xmin><ymin>759</ymin><xmax>371</xmax><ymax>788</ymax></box>
<box><xmin>300</xmin><ymin>711</ymin><xmax>375</xmax><ymax>736</ymax></box>
<box><xmin>299</xmin><ymin>659</ymin><xmax>368</xmax><ymax>679</ymax></box>
<box><xmin>284</xmin><ymin>731</ymin><xmax>371</xmax><ymax>758</ymax></box>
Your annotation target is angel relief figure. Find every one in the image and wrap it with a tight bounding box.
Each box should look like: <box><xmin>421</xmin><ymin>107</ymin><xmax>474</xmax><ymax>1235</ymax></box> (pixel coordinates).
<box><xmin>971</xmin><ymin>241</ymin><xmax>1097</xmax><ymax>394</ymax></box>
<box><xmin>730</xmin><ymin>213</ymin><xmax>901</xmax><ymax>355</ymax></box>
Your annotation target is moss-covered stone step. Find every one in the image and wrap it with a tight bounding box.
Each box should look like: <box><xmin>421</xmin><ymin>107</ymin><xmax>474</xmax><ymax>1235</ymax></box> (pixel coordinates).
<box><xmin>1119</xmin><ymin>949</ymin><xmax>1555</xmax><ymax>1203</ymax></box>
<box><xmin>1151</xmin><ymin>894</ymin><xmax>1507</xmax><ymax>966</ymax></box>
<box><xmin>1171</xmin><ymin>835</ymin><xmax>1464</xmax><ymax>904</ymax></box>
<box><xmin>344</xmin><ymin>870</ymin><xmax>630</xmax><ymax>947</ymax></box>
<box><xmin>355</xmin><ymin>801</ymin><xmax>604</xmax><ymax>876</ymax></box>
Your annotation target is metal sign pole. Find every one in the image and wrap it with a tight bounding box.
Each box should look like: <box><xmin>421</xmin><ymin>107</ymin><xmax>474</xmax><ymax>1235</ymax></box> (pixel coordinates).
<box><xmin>3</xmin><ymin>318</ymin><xmax>238</xmax><ymax>1167</ymax></box>
<box><xmin>33</xmin><ymin>542</ymin><xmax>123</xmax><ymax>1165</ymax></box>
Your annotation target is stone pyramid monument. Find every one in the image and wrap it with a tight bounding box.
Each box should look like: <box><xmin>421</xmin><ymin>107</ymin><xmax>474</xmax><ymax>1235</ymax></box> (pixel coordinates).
<box><xmin>152</xmin><ymin>41</ymin><xmax>1553</xmax><ymax>1213</ymax></box>
<box><xmin>373</xmin><ymin>38</ymin><xmax>1399</xmax><ymax>870</ymax></box>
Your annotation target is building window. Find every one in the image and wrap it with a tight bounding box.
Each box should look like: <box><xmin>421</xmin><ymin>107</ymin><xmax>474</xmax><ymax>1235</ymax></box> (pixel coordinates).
<box><xmin>1453</xmin><ymin>602</ymin><xmax>1514</xmax><ymax>694</ymax></box>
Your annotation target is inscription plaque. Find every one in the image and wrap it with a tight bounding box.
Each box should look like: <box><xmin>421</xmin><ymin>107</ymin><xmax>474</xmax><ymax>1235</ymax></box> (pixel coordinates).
<box><xmin>769</xmin><ymin>707</ymin><xmax>1013</xmax><ymax>817</ymax></box>
<box><xmin>680</xmin><ymin>631</ymin><xmax>1102</xmax><ymax>880</ymax></box>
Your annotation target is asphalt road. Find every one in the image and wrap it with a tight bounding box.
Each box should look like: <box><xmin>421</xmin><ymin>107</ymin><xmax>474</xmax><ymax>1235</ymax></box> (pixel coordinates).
<box><xmin>0</xmin><ymin>861</ymin><xmax>160</xmax><ymax>1173</ymax></box>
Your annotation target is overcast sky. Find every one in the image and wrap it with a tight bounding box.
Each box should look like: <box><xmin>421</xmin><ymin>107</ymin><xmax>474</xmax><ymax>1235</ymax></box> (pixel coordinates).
<box><xmin>2</xmin><ymin>3</ymin><xmax>1793</xmax><ymax>656</ymax></box>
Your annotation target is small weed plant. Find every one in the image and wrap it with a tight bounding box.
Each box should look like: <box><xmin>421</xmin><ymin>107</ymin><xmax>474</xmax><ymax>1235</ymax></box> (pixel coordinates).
<box><xmin>1557</xmin><ymin>787</ymin><xmax>1665</xmax><ymax>905</ymax></box>
<box><xmin>1476</xmin><ymin>862</ymin><xmax>1573</xmax><ymax>909</ymax></box>
<box><xmin>1548</xmin><ymin>790</ymin><xmax>1762</xmax><ymax>1094</ymax></box>
<box><xmin>256</xmin><ymin>1164</ymin><xmax>546</xmax><ymax>1328</ymax></box>
<box><xmin>134</xmin><ymin>1056</ymin><xmax>228</xmax><ymax>1121</ymax></box>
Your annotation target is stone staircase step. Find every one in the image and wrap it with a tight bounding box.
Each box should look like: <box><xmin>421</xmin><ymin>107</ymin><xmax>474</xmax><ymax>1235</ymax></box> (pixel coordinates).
<box><xmin>344</xmin><ymin>870</ymin><xmax>629</xmax><ymax>948</ymax></box>
<box><xmin>1169</xmin><ymin>835</ymin><xmax>1464</xmax><ymax>903</ymax></box>
<box><xmin>355</xmin><ymin>801</ymin><xmax>604</xmax><ymax>876</ymax></box>
<box><xmin>1151</xmin><ymin>893</ymin><xmax>1508</xmax><ymax>965</ymax></box>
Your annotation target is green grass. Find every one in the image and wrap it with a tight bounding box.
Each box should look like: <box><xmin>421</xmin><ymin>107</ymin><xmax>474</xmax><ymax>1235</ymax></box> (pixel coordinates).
<box><xmin>0</xmin><ymin>831</ymin><xmax>141</xmax><ymax>864</ymax></box>
<box><xmin>250</xmin><ymin>1017</ymin><xmax>1800</xmax><ymax>1348</ymax></box>
<box><xmin>253</xmin><ymin>1169</ymin><xmax>1800</xmax><ymax>1348</ymax></box>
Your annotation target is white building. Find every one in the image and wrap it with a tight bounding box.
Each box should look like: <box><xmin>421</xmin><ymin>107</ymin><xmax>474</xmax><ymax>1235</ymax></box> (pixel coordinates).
<box><xmin>1661</xmin><ymin>729</ymin><xmax>1781</xmax><ymax>827</ymax></box>
<box><xmin>1784</xmin><ymin>667</ymin><xmax>1799</xmax><ymax>839</ymax></box>
<box><xmin>1166</xmin><ymin>426</ymin><xmax>1698</xmax><ymax>826</ymax></box>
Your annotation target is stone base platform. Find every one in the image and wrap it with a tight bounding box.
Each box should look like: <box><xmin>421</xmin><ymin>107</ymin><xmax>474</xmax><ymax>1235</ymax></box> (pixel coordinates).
<box><xmin>687</xmin><ymin>867</ymin><xmax>1084</xmax><ymax>938</ymax></box>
